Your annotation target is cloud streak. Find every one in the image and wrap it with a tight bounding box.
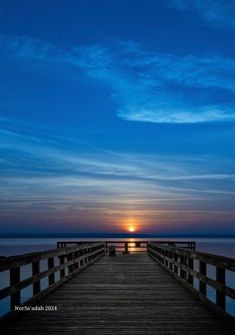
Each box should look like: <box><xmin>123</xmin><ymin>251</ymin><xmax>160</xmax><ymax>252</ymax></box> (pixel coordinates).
<box><xmin>1</xmin><ymin>121</ymin><xmax>235</xmax><ymax>190</ymax></box>
<box><xmin>1</xmin><ymin>35</ymin><xmax>235</xmax><ymax>123</ymax></box>
<box><xmin>167</xmin><ymin>0</ymin><xmax>235</xmax><ymax>29</ymax></box>
<box><xmin>69</xmin><ymin>42</ymin><xmax>235</xmax><ymax>123</ymax></box>
<box><xmin>0</xmin><ymin>117</ymin><xmax>235</xmax><ymax>232</ymax></box>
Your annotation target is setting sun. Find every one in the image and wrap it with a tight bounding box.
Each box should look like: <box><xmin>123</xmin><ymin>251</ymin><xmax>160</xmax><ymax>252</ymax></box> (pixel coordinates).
<box><xmin>124</xmin><ymin>217</ymin><xmax>138</xmax><ymax>233</ymax></box>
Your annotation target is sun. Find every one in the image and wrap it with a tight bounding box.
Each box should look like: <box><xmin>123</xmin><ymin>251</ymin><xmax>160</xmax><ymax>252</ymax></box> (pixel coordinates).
<box><xmin>124</xmin><ymin>217</ymin><xmax>137</xmax><ymax>233</ymax></box>
<box><xmin>129</xmin><ymin>226</ymin><xmax>135</xmax><ymax>233</ymax></box>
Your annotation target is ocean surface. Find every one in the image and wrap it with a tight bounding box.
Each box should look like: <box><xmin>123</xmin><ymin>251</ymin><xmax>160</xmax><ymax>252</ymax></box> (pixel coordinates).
<box><xmin>0</xmin><ymin>237</ymin><xmax>235</xmax><ymax>257</ymax></box>
<box><xmin>0</xmin><ymin>237</ymin><xmax>234</xmax><ymax>318</ymax></box>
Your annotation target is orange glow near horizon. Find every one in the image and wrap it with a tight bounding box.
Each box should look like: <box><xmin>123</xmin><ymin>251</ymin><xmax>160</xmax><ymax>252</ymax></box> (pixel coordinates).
<box><xmin>123</xmin><ymin>217</ymin><xmax>139</xmax><ymax>233</ymax></box>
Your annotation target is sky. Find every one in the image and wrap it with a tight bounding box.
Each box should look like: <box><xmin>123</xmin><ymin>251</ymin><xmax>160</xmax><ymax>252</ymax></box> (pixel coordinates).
<box><xmin>0</xmin><ymin>0</ymin><xmax>235</xmax><ymax>234</ymax></box>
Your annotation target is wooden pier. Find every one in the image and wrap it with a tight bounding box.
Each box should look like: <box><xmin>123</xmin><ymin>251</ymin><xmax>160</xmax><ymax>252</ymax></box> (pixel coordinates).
<box><xmin>0</xmin><ymin>241</ymin><xmax>234</xmax><ymax>334</ymax></box>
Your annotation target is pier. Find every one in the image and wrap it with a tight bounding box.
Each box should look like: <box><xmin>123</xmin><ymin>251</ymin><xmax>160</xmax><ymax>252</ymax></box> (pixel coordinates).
<box><xmin>0</xmin><ymin>241</ymin><xmax>234</xmax><ymax>334</ymax></box>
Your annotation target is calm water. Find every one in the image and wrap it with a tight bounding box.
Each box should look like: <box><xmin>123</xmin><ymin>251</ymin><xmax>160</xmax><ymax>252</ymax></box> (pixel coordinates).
<box><xmin>0</xmin><ymin>237</ymin><xmax>235</xmax><ymax>257</ymax></box>
<box><xmin>0</xmin><ymin>237</ymin><xmax>234</xmax><ymax>317</ymax></box>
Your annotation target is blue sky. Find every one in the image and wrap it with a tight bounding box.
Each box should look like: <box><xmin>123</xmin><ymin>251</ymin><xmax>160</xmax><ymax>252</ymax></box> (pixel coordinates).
<box><xmin>0</xmin><ymin>0</ymin><xmax>235</xmax><ymax>234</ymax></box>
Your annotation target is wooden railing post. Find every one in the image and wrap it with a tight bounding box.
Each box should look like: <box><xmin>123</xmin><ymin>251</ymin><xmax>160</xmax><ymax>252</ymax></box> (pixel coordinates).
<box><xmin>216</xmin><ymin>267</ymin><xmax>225</xmax><ymax>310</ymax></box>
<box><xmin>68</xmin><ymin>253</ymin><xmax>73</xmax><ymax>273</ymax></box>
<box><xmin>187</xmin><ymin>256</ymin><xmax>194</xmax><ymax>286</ymax></box>
<box><xmin>169</xmin><ymin>252</ymin><xmax>173</xmax><ymax>271</ymax></box>
<box><xmin>74</xmin><ymin>251</ymin><xmax>79</xmax><ymax>269</ymax></box>
<box><xmin>48</xmin><ymin>257</ymin><xmax>55</xmax><ymax>286</ymax></box>
<box><xmin>164</xmin><ymin>249</ymin><xmax>167</xmax><ymax>267</ymax></box>
<box><xmin>32</xmin><ymin>261</ymin><xmax>40</xmax><ymax>295</ymax></box>
<box><xmin>124</xmin><ymin>242</ymin><xmax>129</xmax><ymax>254</ymax></box>
<box><xmin>199</xmin><ymin>261</ymin><xmax>207</xmax><ymax>296</ymax></box>
<box><xmin>174</xmin><ymin>253</ymin><xmax>178</xmax><ymax>275</ymax></box>
<box><xmin>0</xmin><ymin>242</ymin><xmax>106</xmax><ymax>319</ymax></box>
<box><xmin>180</xmin><ymin>256</ymin><xmax>184</xmax><ymax>279</ymax></box>
<box><xmin>146</xmin><ymin>241</ymin><xmax>235</xmax><ymax>323</ymax></box>
<box><xmin>59</xmin><ymin>255</ymin><xmax>65</xmax><ymax>279</ymax></box>
<box><xmin>165</xmin><ymin>250</ymin><xmax>168</xmax><ymax>268</ymax></box>
<box><xmin>10</xmin><ymin>266</ymin><xmax>20</xmax><ymax>310</ymax></box>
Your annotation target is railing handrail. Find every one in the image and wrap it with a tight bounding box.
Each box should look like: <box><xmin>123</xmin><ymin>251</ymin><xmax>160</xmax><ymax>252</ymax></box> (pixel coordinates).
<box><xmin>0</xmin><ymin>242</ymin><xmax>105</xmax><ymax>272</ymax></box>
<box><xmin>148</xmin><ymin>242</ymin><xmax>235</xmax><ymax>270</ymax></box>
<box><xmin>57</xmin><ymin>240</ymin><xmax>196</xmax><ymax>254</ymax></box>
<box><xmin>0</xmin><ymin>242</ymin><xmax>106</xmax><ymax>322</ymax></box>
<box><xmin>57</xmin><ymin>240</ymin><xmax>149</xmax><ymax>253</ymax></box>
<box><xmin>147</xmin><ymin>241</ymin><xmax>235</xmax><ymax>325</ymax></box>
<box><xmin>57</xmin><ymin>240</ymin><xmax>195</xmax><ymax>244</ymax></box>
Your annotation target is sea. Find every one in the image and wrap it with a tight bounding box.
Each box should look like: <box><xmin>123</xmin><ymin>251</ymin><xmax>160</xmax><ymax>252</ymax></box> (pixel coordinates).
<box><xmin>0</xmin><ymin>237</ymin><xmax>234</xmax><ymax>318</ymax></box>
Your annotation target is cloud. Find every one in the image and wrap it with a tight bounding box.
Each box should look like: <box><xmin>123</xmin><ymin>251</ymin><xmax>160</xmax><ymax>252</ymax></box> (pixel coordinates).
<box><xmin>167</xmin><ymin>0</ymin><xmax>235</xmax><ymax>29</ymax></box>
<box><xmin>1</xmin><ymin>35</ymin><xmax>235</xmax><ymax>124</ymax></box>
<box><xmin>0</xmin><ymin>118</ymin><xmax>235</xmax><ymax>229</ymax></box>
<box><xmin>0</xmin><ymin>34</ymin><xmax>59</xmax><ymax>60</ymax></box>
<box><xmin>69</xmin><ymin>42</ymin><xmax>235</xmax><ymax>124</ymax></box>
<box><xmin>1</xmin><ymin>121</ymin><xmax>235</xmax><ymax>187</ymax></box>
<box><xmin>118</xmin><ymin>106</ymin><xmax>235</xmax><ymax>124</ymax></box>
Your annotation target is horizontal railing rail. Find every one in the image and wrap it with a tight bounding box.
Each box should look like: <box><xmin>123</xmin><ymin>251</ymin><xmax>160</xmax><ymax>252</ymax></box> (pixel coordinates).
<box><xmin>0</xmin><ymin>242</ymin><xmax>105</xmax><ymax>321</ymax></box>
<box><xmin>147</xmin><ymin>242</ymin><xmax>235</xmax><ymax>324</ymax></box>
<box><xmin>57</xmin><ymin>240</ymin><xmax>196</xmax><ymax>253</ymax></box>
<box><xmin>57</xmin><ymin>240</ymin><xmax>148</xmax><ymax>253</ymax></box>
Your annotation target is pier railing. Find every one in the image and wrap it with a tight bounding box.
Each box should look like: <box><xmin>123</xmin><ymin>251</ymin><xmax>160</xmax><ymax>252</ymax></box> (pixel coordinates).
<box><xmin>57</xmin><ymin>240</ymin><xmax>195</xmax><ymax>254</ymax></box>
<box><xmin>148</xmin><ymin>242</ymin><xmax>235</xmax><ymax>323</ymax></box>
<box><xmin>1</xmin><ymin>240</ymin><xmax>234</xmax><ymax>325</ymax></box>
<box><xmin>57</xmin><ymin>240</ymin><xmax>148</xmax><ymax>253</ymax></box>
<box><xmin>0</xmin><ymin>242</ymin><xmax>105</xmax><ymax>320</ymax></box>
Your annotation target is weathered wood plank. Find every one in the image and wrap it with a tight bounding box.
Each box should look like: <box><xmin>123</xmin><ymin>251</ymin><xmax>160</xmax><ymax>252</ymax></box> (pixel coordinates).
<box><xmin>1</xmin><ymin>254</ymin><xmax>233</xmax><ymax>335</ymax></box>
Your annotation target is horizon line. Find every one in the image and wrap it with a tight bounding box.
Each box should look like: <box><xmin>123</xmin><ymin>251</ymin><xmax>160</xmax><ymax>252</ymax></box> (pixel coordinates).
<box><xmin>0</xmin><ymin>233</ymin><xmax>235</xmax><ymax>239</ymax></box>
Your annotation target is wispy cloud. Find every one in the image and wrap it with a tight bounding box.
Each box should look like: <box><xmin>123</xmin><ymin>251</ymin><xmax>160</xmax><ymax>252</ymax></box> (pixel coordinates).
<box><xmin>167</xmin><ymin>0</ymin><xmax>235</xmax><ymax>29</ymax></box>
<box><xmin>0</xmin><ymin>118</ymin><xmax>235</xmax><ymax>231</ymax></box>
<box><xmin>0</xmin><ymin>34</ymin><xmax>59</xmax><ymax>61</ymax></box>
<box><xmin>67</xmin><ymin>42</ymin><xmax>235</xmax><ymax>123</ymax></box>
<box><xmin>1</xmin><ymin>121</ymin><xmax>235</xmax><ymax>188</ymax></box>
<box><xmin>1</xmin><ymin>35</ymin><xmax>235</xmax><ymax>124</ymax></box>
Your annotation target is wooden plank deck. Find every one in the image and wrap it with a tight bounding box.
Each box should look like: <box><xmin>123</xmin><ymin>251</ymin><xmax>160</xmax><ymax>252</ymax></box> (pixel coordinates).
<box><xmin>2</xmin><ymin>254</ymin><xmax>232</xmax><ymax>335</ymax></box>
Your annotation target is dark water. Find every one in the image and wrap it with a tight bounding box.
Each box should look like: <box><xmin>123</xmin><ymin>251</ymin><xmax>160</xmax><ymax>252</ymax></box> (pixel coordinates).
<box><xmin>0</xmin><ymin>238</ymin><xmax>234</xmax><ymax>318</ymax></box>
<box><xmin>0</xmin><ymin>237</ymin><xmax>234</xmax><ymax>257</ymax></box>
